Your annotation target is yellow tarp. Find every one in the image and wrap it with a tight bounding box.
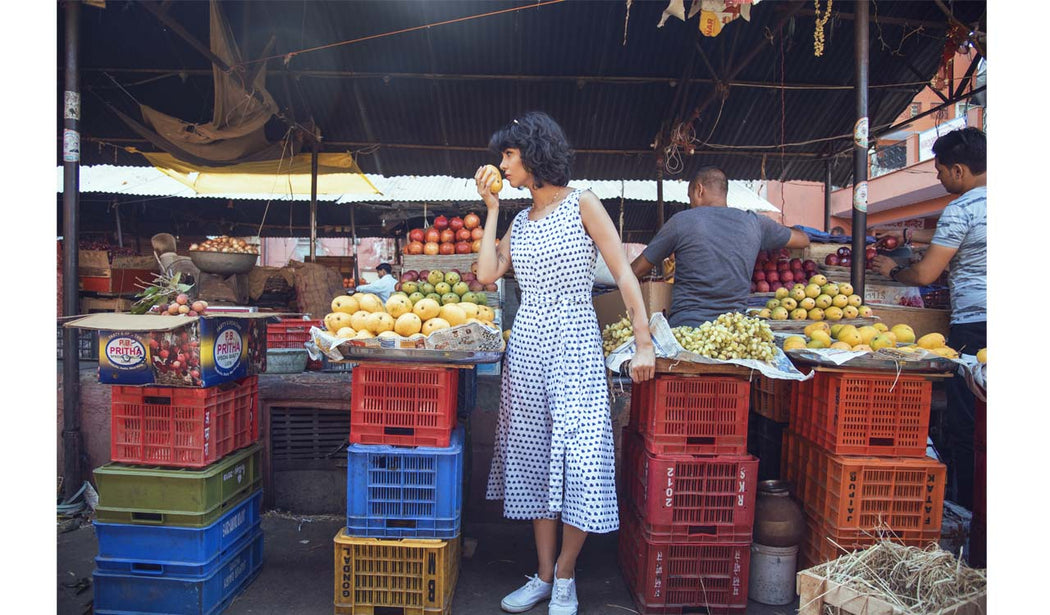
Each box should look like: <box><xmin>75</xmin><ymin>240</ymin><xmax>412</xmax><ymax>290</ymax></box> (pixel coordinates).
<box><xmin>139</xmin><ymin>151</ymin><xmax>381</xmax><ymax>197</ymax></box>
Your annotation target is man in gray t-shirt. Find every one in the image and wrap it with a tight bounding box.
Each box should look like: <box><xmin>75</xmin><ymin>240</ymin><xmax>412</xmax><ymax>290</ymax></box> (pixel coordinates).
<box><xmin>630</xmin><ymin>166</ymin><xmax>809</xmax><ymax>326</ymax></box>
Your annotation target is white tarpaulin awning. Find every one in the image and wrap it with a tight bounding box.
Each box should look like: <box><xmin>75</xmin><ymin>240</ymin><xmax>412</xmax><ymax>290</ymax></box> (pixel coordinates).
<box><xmin>59</xmin><ymin>166</ymin><xmax>780</xmax><ymax>213</ymax></box>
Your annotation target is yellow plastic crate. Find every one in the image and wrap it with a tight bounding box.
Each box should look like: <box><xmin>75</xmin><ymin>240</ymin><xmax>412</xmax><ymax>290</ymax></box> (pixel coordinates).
<box><xmin>333</xmin><ymin>529</ymin><xmax>460</xmax><ymax>615</ymax></box>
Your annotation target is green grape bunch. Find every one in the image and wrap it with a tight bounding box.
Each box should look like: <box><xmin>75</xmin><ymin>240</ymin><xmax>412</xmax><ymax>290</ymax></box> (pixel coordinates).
<box><xmin>671</xmin><ymin>312</ymin><xmax>777</xmax><ymax>363</ymax></box>
<box><xmin>602</xmin><ymin>314</ymin><xmax>634</xmax><ymax>357</ymax></box>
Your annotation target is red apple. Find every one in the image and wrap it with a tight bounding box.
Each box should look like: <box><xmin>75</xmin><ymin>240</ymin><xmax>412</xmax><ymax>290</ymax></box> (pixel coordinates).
<box><xmin>419</xmin><ymin>270</ymin><xmax>430</xmax><ymax>281</ymax></box>
<box><xmin>789</xmin><ymin>258</ymin><xmax>803</xmax><ymax>269</ymax></box>
<box><xmin>756</xmin><ymin>280</ymin><xmax>770</xmax><ymax>293</ymax></box>
<box><xmin>840</xmin><ymin>255</ymin><xmax>851</xmax><ymax>266</ymax></box>
<box><xmin>825</xmin><ymin>254</ymin><xmax>840</xmax><ymax>266</ymax></box>
<box><xmin>778</xmin><ymin>248</ymin><xmax>791</xmax><ymax>259</ymax></box>
<box><xmin>409</xmin><ymin>228</ymin><xmax>425</xmax><ymax>243</ymax></box>
<box><xmin>766</xmin><ymin>271</ymin><xmax>779</xmax><ymax>283</ymax></box>
<box><xmin>449</xmin><ymin>217</ymin><xmax>464</xmax><ymax>231</ymax></box>
<box><xmin>753</xmin><ymin>271</ymin><xmax>766</xmax><ymax>282</ymax></box>
<box><xmin>803</xmin><ymin>260</ymin><xmax>818</xmax><ymax>269</ymax></box>
<box><xmin>881</xmin><ymin>236</ymin><xmax>900</xmax><ymax>250</ymax></box>
<box><xmin>757</xmin><ymin>250</ymin><xmax>770</xmax><ymax>262</ymax></box>
<box><xmin>433</xmin><ymin>215</ymin><xmax>449</xmax><ymax>231</ymax></box>
<box><xmin>463</xmin><ymin>213</ymin><xmax>481</xmax><ymax>230</ymax></box>
<box><xmin>777</xmin><ymin>260</ymin><xmax>790</xmax><ymax>272</ymax></box>
<box><xmin>837</xmin><ymin>246</ymin><xmax>852</xmax><ymax>258</ymax></box>
<box><xmin>764</xmin><ymin>260</ymin><xmax>778</xmax><ymax>272</ymax></box>
<box><xmin>780</xmin><ymin>270</ymin><xmax>794</xmax><ymax>284</ymax></box>
<box><xmin>865</xmin><ymin>246</ymin><xmax>878</xmax><ymax>260</ymax></box>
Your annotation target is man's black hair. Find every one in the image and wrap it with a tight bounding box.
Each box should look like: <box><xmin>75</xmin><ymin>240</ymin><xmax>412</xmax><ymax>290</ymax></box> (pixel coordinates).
<box><xmin>488</xmin><ymin>111</ymin><xmax>573</xmax><ymax>188</ymax></box>
<box><xmin>932</xmin><ymin>127</ymin><xmax>986</xmax><ymax>175</ymax></box>
<box><xmin>377</xmin><ymin>263</ymin><xmax>392</xmax><ymax>274</ymax></box>
<box><xmin>688</xmin><ymin>166</ymin><xmax>729</xmax><ymax>196</ymax></box>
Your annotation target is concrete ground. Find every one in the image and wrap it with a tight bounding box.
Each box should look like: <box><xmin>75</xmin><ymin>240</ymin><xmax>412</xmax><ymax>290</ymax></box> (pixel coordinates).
<box><xmin>58</xmin><ymin>515</ymin><xmax>799</xmax><ymax>615</ymax></box>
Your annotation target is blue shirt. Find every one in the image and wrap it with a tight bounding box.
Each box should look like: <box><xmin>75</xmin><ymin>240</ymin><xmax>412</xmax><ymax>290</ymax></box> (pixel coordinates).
<box><xmin>355</xmin><ymin>275</ymin><xmax>397</xmax><ymax>303</ymax></box>
<box><xmin>931</xmin><ymin>186</ymin><xmax>986</xmax><ymax>325</ymax></box>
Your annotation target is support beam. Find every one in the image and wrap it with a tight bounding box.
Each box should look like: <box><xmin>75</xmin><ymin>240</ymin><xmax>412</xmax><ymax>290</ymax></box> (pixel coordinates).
<box><xmin>62</xmin><ymin>0</ymin><xmax>84</xmax><ymax>503</ymax></box>
<box><xmin>310</xmin><ymin>144</ymin><xmax>318</xmax><ymax>262</ymax></box>
<box><xmin>824</xmin><ymin>160</ymin><xmax>832</xmax><ymax>233</ymax></box>
<box><xmin>953</xmin><ymin>53</ymin><xmax>983</xmax><ymax>100</ymax></box>
<box><xmin>851</xmin><ymin>0</ymin><xmax>870</xmax><ymax>299</ymax></box>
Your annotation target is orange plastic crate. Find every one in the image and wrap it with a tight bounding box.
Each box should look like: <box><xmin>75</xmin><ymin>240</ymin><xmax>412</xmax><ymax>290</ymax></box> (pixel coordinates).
<box><xmin>623</xmin><ymin>428</ymin><xmax>757</xmax><ymax>544</ymax></box>
<box><xmin>630</xmin><ymin>375</ymin><xmax>749</xmax><ymax>455</ymax></box>
<box><xmin>350</xmin><ymin>363</ymin><xmax>458</xmax><ymax>447</ymax></box>
<box><xmin>266</xmin><ymin>318</ymin><xmax>322</xmax><ymax>349</ymax></box>
<box><xmin>749</xmin><ymin>374</ymin><xmax>793</xmax><ymax>423</ymax></box>
<box><xmin>800</xmin><ymin>514</ymin><xmax>942</xmax><ymax>568</ymax></box>
<box><xmin>619</xmin><ymin>507</ymin><xmax>749</xmax><ymax>615</ymax></box>
<box><xmin>110</xmin><ymin>376</ymin><xmax>258</xmax><ymax>468</ymax></box>
<box><xmin>795</xmin><ymin>371</ymin><xmax>933</xmax><ymax>457</ymax></box>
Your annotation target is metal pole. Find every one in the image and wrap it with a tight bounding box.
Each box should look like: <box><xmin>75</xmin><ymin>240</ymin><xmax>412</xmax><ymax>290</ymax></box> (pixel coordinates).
<box><xmin>824</xmin><ymin>160</ymin><xmax>832</xmax><ymax>233</ymax></box>
<box><xmin>656</xmin><ymin>164</ymin><xmax>665</xmax><ymax>229</ymax></box>
<box><xmin>850</xmin><ymin>0</ymin><xmax>870</xmax><ymax>299</ymax></box>
<box><xmin>114</xmin><ymin>203</ymin><xmax>124</xmax><ymax>248</ymax></box>
<box><xmin>62</xmin><ymin>0</ymin><xmax>83</xmax><ymax>502</ymax></box>
<box><xmin>310</xmin><ymin>143</ymin><xmax>318</xmax><ymax>262</ymax></box>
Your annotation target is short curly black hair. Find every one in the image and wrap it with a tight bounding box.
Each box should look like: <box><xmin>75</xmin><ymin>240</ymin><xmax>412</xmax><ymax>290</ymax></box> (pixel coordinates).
<box><xmin>932</xmin><ymin>127</ymin><xmax>986</xmax><ymax>175</ymax></box>
<box><xmin>488</xmin><ymin>111</ymin><xmax>574</xmax><ymax>188</ymax></box>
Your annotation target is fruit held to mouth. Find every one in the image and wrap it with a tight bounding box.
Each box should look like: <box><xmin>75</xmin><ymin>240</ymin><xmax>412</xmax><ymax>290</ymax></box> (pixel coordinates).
<box><xmin>484</xmin><ymin>165</ymin><xmax>503</xmax><ymax>193</ymax></box>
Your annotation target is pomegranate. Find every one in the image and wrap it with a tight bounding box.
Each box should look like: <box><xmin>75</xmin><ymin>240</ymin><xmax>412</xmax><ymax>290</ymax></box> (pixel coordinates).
<box><xmin>407</xmin><ymin>241</ymin><xmax>424</xmax><ymax>255</ymax></box>
<box><xmin>440</xmin><ymin>229</ymin><xmax>456</xmax><ymax>244</ymax></box>
<box><xmin>449</xmin><ymin>217</ymin><xmax>464</xmax><ymax>231</ymax></box>
<box><xmin>456</xmin><ymin>228</ymin><xmax>472</xmax><ymax>242</ymax></box>
<box><xmin>766</xmin><ymin>271</ymin><xmax>780</xmax><ymax>283</ymax></box>
<box><xmin>423</xmin><ymin>242</ymin><xmax>440</xmax><ymax>255</ymax></box>
<box><xmin>756</xmin><ymin>280</ymin><xmax>770</xmax><ymax>293</ymax></box>
<box><xmin>455</xmin><ymin>241</ymin><xmax>472</xmax><ymax>254</ymax></box>
<box><xmin>439</xmin><ymin>242</ymin><xmax>455</xmax><ymax>255</ymax></box>
<box><xmin>409</xmin><ymin>228</ymin><xmax>425</xmax><ymax>243</ymax></box>
<box><xmin>753</xmin><ymin>271</ymin><xmax>766</xmax><ymax>282</ymax></box>
<box><xmin>789</xmin><ymin>258</ymin><xmax>802</xmax><ymax>269</ymax></box>
<box><xmin>463</xmin><ymin>213</ymin><xmax>481</xmax><ymax>230</ymax></box>
<box><xmin>825</xmin><ymin>254</ymin><xmax>840</xmax><ymax>266</ymax></box>
<box><xmin>471</xmin><ymin>227</ymin><xmax>485</xmax><ymax>241</ymax></box>
<box><xmin>780</xmin><ymin>270</ymin><xmax>794</xmax><ymax>284</ymax></box>
<box><xmin>471</xmin><ymin>239</ymin><xmax>482</xmax><ymax>253</ymax></box>
<box><xmin>424</xmin><ymin>228</ymin><xmax>440</xmax><ymax>244</ymax></box>
<box><xmin>434</xmin><ymin>215</ymin><xmax>449</xmax><ymax>231</ymax></box>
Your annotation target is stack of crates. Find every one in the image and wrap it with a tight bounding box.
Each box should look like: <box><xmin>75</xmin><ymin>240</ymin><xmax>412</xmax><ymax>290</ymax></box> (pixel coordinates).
<box><xmin>267</xmin><ymin>317</ymin><xmax>323</xmax><ymax>370</ymax></box>
<box><xmin>747</xmin><ymin>375</ymin><xmax>793</xmax><ymax>480</ymax></box>
<box><xmin>92</xmin><ymin>376</ymin><xmax>264</xmax><ymax>615</ymax></box>
<box><xmin>619</xmin><ymin>374</ymin><xmax>758</xmax><ymax>615</ymax></box>
<box><xmin>334</xmin><ymin>362</ymin><xmax>471</xmax><ymax>615</ymax></box>
<box><xmin>781</xmin><ymin>369</ymin><xmax>947</xmax><ymax>568</ymax></box>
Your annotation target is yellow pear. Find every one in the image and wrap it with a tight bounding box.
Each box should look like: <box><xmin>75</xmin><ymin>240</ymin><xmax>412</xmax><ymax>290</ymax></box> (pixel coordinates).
<box><xmin>858</xmin><ymin>325</ymin><xmax>880</xmax><ymax>346</ymax></box>
<box><xmin>804</xmin><ymin>322</ymin><xmax>831</xmax><ymax>337</ymax></box>
<box><xmin>394</xmin><ymin>313</ymin><xmax>423</xmax><ymax>337</ymax></box>
<box><xmin>331</xmin><ymin>295</ymin><xmax>360</xmax><ymax>315</ymax></box>
<box><xmin>783</xmin><ymin>336</ymin><xmax>807</xmax><ymax>351</ymax></box>
<box><xmin>810</xmin><ymin>330</ymin><xmax>833</xmax><ymax>347</ymax></box>
<box><xmin>890</xmin><ymin>324</ymin><xmax>916</xmax><ymax>344</ymax></box>
<box><xmin>917</xmin><ymin>332</ymin><xmax>946</xmax><ymax>349</ymax></box>
<box><xmin>976</xmin><ymin>348</ymin><xmax>986</xmax><ymax>363</ymax></box>
<box><xmin>870</xmin><ymin>334</ymin><xmax>896</xmax><ymax>351</ymax></box>
<box><xmin>872</xmin><ymin>322</ymin><xmax>889</xmax><ymax>333</ymax></box>
<box><xmin>836</xmin><ymin>324</ymin><xmax>861</xmax><ymax>345</ymax></box>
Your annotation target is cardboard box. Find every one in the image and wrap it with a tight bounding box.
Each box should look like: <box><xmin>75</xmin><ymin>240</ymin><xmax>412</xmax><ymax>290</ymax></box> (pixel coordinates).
<box><xmin>592</xmin><ymin>282</ymin><xmax>673</xmax><ymax>328</ymax></box>
<box><xmin>66</xmin><ymin>313</ymin><xmax>272</xmax><ymax>387</ymax></box>
<box><xmin>868</xmin><ymin>303</ymin><xmax>951</xmax><ymax>338</ymax></box>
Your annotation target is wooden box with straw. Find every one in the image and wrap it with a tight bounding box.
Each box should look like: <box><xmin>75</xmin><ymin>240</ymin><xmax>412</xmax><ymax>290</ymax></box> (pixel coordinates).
<box><xmin>796</xmin><ymin>541</ymin><xmax>986</xmax><ymax>615</ymax></box>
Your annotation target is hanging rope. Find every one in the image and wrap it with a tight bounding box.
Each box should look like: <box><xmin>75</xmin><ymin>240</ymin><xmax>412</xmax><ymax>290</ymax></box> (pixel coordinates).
<box><xmin>236</xmin><ymin>0</ymin><xmax>567</xmax><ymax>69</ymax></box>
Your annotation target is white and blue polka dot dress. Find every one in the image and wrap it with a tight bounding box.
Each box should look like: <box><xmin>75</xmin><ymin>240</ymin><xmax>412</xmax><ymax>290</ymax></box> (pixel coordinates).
<box><xmin>485</xmin><ymin>189</ymin><xmax>619</xmax><ymax>534</ymax></box>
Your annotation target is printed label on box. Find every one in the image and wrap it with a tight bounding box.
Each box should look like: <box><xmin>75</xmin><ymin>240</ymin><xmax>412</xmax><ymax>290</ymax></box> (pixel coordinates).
<box><xmin>97</xmin><ymin>331</ymin><xmax>154</xmax><ymax>384</ymax></box>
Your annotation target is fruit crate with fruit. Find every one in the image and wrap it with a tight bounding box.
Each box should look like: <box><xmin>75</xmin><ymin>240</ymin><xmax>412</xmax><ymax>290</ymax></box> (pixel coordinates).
<box><xmin>267</xmin><ymin>318</ymin><xmax>322</xmax><ymax>349</ymax></box>
<box><xmin>350</xmin><ymin>363</ymin><xmax>459</xmax><ymax>447</ymax></box>
<box><xmin>93</xmin><ymin>528</ymin><xmax>263</xmax><ymax>615</ymax></box>
<box><xmin>629</xmin><ymin>374</ymin><xmax>749</xmax><ymax>455</ymax></box>
<box><xmin>791</xmin><ymin>370</ymin><xmax>933</xmax><ymax>457</ymax></box>
<box><xmin>109</xmin><ymin>376</ymin><xmax>258</xmax><ymax>468</ymax></box>
<box><xmin>346</xmin><ymin>426</ymin><xmax>464</xmax><ymax>539</ymax></box>
<box><xmin>333</xmin><ymin>530</ymin><xmax>460</xmax><ymax>615</ymax></box>
<box><xmin>619</xmin><ymin>507</ymin><xmax>750</xmax><ymax>615</ymax></box>
<box><xmin>623</xmin><ymin>428</ymin><xmax>757</xmax><ymax>543</ymax></box>
<box><xmin>94</xmin><ymin>444</ymin><xmax>262</xmax><ymax>527</ymax></box>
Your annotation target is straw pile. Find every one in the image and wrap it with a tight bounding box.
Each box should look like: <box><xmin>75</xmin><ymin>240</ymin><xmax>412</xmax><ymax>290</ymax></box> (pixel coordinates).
<box><xmin>805</xmin><ymin>539</ymin><xmax>987</xmax><ymax>614</ymax></box>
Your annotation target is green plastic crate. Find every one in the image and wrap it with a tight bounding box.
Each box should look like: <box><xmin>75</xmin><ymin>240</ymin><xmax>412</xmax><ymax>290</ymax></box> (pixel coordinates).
<box><xmin>94</xmin><ymin>444</ymin><xmax>262</xmax><ymax>527</ymax></box>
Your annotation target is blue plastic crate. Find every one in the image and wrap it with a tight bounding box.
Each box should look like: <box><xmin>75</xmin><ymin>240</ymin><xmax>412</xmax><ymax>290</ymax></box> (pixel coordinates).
<box><xmin>95</xmin><ymin>489</ymin><xmax>262</xmax><ymax>577</ymax></box>
<box><xmin>346</xmin><ymin>425</ymin><xmax>464</xmax><ymax>539</ymax></box>
<box><xmin>457</xmin><ymin>366</ymin><xmax>477</xmax><ymax>417</ymax></box>
<box><xmin>93</xmin><ymin>527</ymin><xmax>263</xmax><ymax>615</ymax></box>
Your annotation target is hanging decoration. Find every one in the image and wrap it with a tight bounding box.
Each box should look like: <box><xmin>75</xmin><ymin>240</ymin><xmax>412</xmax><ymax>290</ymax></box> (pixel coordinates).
<box><xmin>813</xmin><ymin>0</ymin><xmax>833</xmax><ymax>57</ymax></box>
<box><xmin>657</xmin><ymin>0</ymin><xmax>759</xmax><ymax>38</ymax></box>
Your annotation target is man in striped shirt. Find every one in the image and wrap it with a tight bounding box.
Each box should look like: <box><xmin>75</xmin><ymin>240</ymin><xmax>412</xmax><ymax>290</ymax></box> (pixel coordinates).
<box><xmin>872</xmin><ymin>127</ymin><xmax>986</xmax><ymax>526</ymax></box>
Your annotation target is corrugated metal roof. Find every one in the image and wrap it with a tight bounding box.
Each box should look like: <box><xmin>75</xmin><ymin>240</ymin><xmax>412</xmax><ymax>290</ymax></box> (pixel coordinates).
<box><xmin>63</xmin><ymin>165</ymin><xmax>779</xmax><ymax>212</ymax></box>
<box><xmin>64</xmin><ymin>0</ymin><xmax>985</xmax><ymax>187</ymax></box>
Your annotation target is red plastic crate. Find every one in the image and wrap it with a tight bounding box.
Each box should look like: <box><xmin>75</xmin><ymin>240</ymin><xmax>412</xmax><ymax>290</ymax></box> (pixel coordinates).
<box><xmin>267</xmin><ymin>318</ymin><xmax>322</xmax><ymax>349</ymax></box>
<box><xmin>749</xmin><ymin>375</ymin><xmax>793</xmax><ymax>423</ymax></box>
<box><xmin>350</xmin><ymin>363</ymin><xmax>458</xmax><ymax>447</ymax></box>
<box><xmin>623</xmin><ymin>429</ymin><xmax>757</xmax><ymax>544</ymax></box>
<box><xmin>800</xmin><ymin>514</ymin><xmax>942</xmax><ymax>568</ymax></box>
<box><xmin>630</xmin><ymin>375</ymin><xmax>749</xmax><ymax>456</ymax></box>
<box><xmin>619</xmin><ymin>507</ymin><xmax>749</xmax><ymax>615</ymax></box>
<box><xmin>110</xmin><ymin>376</ymin><xmax>258</xmax><ymax>468</ymax></box>
<box><xmin>794</xmin><ymin>371</ymin><xmax>933</xmax><ymax>457</ymax></box>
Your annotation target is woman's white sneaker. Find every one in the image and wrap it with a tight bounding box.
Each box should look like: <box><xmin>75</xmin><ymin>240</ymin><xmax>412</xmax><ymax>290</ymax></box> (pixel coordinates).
<box><xmin>548</xmin><ymin>575</ymin><xmax>578</xmax><ymax>615</ymax></box>
<box><xmin>500</xmin><ymin>574</ymin><xmax>552</xmax><ymax>613</ymax></box>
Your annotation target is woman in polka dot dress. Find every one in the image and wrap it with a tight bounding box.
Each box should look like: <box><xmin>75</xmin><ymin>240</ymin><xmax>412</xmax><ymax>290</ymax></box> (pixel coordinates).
<box><xmin>474</xmin><ymin>112</ymin><xmax>656</xmax><ymax>615</ymax></box>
